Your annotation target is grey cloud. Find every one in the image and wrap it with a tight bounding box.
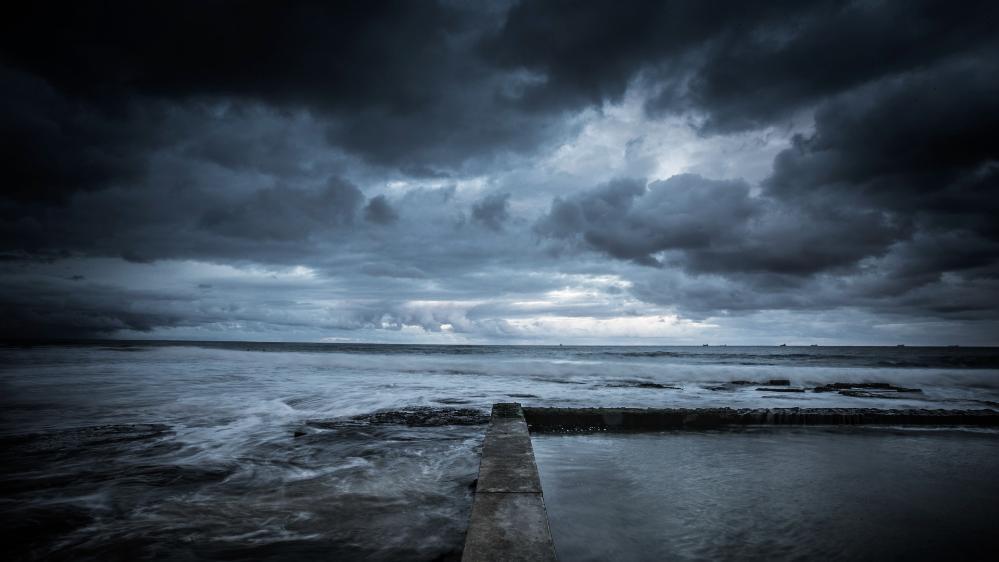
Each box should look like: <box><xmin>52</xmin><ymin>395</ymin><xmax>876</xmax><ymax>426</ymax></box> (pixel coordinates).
<box><xmin>121</xmin><ymin>250</ymin><xmax>154</xmax><ymax>264</ymax></box>
<box><xmin>535</xmin><ymin>50</ymin><xmax>998</xmax><ymax>318</ymax></box>
<box><xmin>0</xmin><ymin>276</ymin><xmax>192</xmax><ymax>339</ymax></box>
<box><xmin>364</xmin><ymin>195</ymin><xmax>399</xmax><ymax>225</ymax></box>
<box><xmin>471</xmin><ymin>193</ymin><xmax>511</xmax><ymax>231</ymax></box>
<box><xmin>198</xmin><ymin>178</ymin><xmax>362</xmax><ymax>241</ymax></box>
<box><xmin>360</xmin><ymin>263</ymin><xmax>426</xmax><ymax>279</ymax></box>
<box><xmin>537</xmin><ymin>176</ymin><xmax>761</xmax><ymax>267</ymax></box>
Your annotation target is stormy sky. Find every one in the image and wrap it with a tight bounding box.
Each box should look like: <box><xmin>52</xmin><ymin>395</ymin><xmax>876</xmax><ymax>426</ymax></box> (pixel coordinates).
<box><xmin>2</xmin><ymin>0</ymin><xmax>997</xmax><ymax>344</ymax></box>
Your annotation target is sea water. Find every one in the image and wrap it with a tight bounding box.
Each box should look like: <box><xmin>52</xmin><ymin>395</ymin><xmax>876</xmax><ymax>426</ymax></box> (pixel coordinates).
<box><xmin>1</xmin><ymin>342</ymin><xmax>997</xmax><ymax>560</ymax></box>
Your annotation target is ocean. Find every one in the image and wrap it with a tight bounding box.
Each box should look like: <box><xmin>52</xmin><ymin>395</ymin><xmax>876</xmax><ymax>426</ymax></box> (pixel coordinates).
<box><xmin>2</xmin><ymin>342</ymin><xmax>998</xmax><ymax>560</ymax></box>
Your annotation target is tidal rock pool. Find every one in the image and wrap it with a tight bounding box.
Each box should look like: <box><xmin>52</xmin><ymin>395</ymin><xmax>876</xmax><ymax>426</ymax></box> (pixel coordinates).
<box><xmin>533</xmin><ymin>427</ymin><xmax>999</xmax><ymax>561</ymax></box>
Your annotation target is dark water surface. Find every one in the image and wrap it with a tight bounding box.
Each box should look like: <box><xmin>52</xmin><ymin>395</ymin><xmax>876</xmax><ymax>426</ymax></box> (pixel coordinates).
<box><xmin>534</xmin><ymin>428</ymin><xmax>999</xmax><ymax>561</ymax></box>
<box><xmin>1</xmin><ymin>342</ymin><xmax>997</xmax><ymax>560</ymax></box>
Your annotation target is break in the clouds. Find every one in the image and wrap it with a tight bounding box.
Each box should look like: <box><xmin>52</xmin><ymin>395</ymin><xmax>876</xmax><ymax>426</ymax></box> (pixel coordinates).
<box><xmin>1</xmin><ymin>0</ymin><xmax>997</xmax><ymax>344</ymax></box>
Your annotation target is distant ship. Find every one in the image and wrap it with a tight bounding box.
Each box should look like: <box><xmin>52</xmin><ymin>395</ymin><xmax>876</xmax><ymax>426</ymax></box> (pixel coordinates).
<box><xmin>779</xmin><ymin>343</ymin><xmax>787</xmax><ymax>347</ymax></box>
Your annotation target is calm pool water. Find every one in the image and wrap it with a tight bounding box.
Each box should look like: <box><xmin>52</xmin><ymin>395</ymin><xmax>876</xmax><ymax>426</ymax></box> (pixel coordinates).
<box><xmin>533</xmin><ymin>428</ymin><xmax>999</xmax><ymax>561</ymax></box>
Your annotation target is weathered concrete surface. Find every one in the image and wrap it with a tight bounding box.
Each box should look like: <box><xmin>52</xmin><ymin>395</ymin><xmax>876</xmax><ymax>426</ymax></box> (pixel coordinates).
<box><xmin>475</xmin><ymin>404</ymin><xmax>542</xmax><ymax>494</ymax></box>
<box><xmin>463</xmin><ymin>493</ymin><xmax>557</xmax><ymax>562</ymax></box>
<box><xmin>463</xmin><ymin>403</ymin><xmax>557</xmax><ymax>562</ymax></box>
<box><xmin>523</xmin><ymin>407</ymin><xmax>999</xmax><ymax>432</ymax></box>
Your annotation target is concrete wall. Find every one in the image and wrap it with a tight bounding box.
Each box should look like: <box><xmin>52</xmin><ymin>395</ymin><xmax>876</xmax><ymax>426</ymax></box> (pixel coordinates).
<box><xmin>523</xmin><ymin>407</ymin><xmax>999</xmax><ymax>432</ymax></box>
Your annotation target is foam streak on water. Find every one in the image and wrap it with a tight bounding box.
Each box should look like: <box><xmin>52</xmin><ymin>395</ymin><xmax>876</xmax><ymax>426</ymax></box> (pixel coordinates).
<box><xmin>1</xmin><ymin>342</ymin><xmax>997</xmax><ymax>560</ymax></box>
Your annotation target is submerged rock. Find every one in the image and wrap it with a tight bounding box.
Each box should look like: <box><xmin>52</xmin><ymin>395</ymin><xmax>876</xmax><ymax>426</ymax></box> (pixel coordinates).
<box><xmin>755</xmin><ymin>387</ymin><xmax>806</xmax><ymax>392</ymax></box>
<box><xmin>306</xmin><ymin>407</ymin><xmax>489</xmax><ymax>430</ymax></box>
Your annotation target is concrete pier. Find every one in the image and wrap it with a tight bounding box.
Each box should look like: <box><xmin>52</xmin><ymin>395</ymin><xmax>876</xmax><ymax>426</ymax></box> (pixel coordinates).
<box><xmin>523</xmin><ymin>407</ymin><xmax>999</xmax><ymax>432</ymax></box>
<box><xmin>462</xmin><ymin>403</ymin><xmax>557</xmax><ymax>562</ymax></box>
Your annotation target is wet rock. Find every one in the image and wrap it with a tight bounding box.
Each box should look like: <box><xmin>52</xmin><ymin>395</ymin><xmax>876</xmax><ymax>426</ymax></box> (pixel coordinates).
<box><xmin>814</xmin><ymin>382</ymin><xmax>922</xmax><ymax>393</ymax></box>
<box><xmin>705</xmin><ymin>386</ymin><xmax>729</xmax><ymax>391</ymax></box>
<box><xmin>755</xmin><ymin>387</ymin><xmax>806</xmax><ymax>392</ymax></box>
<box><xmin>606</xmin><ymin>381</ymin><xmax>681</xmax><ymax>390</ymax></box>
<box><xmin>767</xmin><ymin>379</ymin><xmax>791</xmax><ymax>386</ymax></box>
<box><xmin>284</xmin><ymin>395</ymin><xmax>327</xmax><ymax>410</ymax></box>
<box><xmin>435</xmin><ymin>397</ymin><xmax>473</xmax><ymax>404</ymax></box>
<box><xmin>1</xmin><ymin>424</ymin><xmax>173</xmax><ymax>454</ymax></box>
<box><xmin>731</xmin><ymin>380</ymin><xmax>756</xmax><ymax>385</ymax></box>
<box><xmin>506</xmin><ymin>393</ymin><xmax>539</xmax><ymax>398</ymax></box>
<box><xmin>838</xmin><ymin>390</ymin><xmax>905</xmax><ymax>399</ymax></box>
<box><xmin>636</xmin><ymin>382</ymin><xmax>680</xmax><ymax>389</ymax></box>
<box><xmin>307</xmin><ymin>407</ymin><xmax>489</xmax><ymax>429</ymax></box>
<box><xmin>430</xmin><ymin>548</ymin><xmax>464</xmax><ymax>562</ymax></box>
<box><xmin>5</xmin><ymin>505</ymin><xmax>95</xmax><ymax>556</ymax></box>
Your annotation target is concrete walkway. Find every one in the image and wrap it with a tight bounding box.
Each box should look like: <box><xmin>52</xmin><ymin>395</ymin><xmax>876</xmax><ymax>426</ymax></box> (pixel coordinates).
<box><xmin>462</xmin><ymin>403</ymin><xmax>557</xmax><ymax>562</ymax></box>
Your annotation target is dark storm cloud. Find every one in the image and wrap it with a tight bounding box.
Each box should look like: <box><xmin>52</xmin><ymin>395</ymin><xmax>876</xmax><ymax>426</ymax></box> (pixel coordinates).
<box><xmin>0</xmin><ymin>0</ymin><xmax>569</xmax><ymax>184</ymax></box>
<box><xmin>0</xmin><ymin>66</ymin><xmax>168</xmax><ymax>202</ymax></box>
<box><xmin>2</xmin><ymin>2</ymin><xmax>460</xmax><ymax>109</ymax></box>
<box><xmin>766</xmin><ymin>60</ymin><xmax>999</xmax><ymax>227</ymax></box>
<box><xmin>5</xmin><ymin>0</ymin><xmax>995</xmax><ymax>198</ymax></box>
<box><xmin>4</xmin><ymin>0</ymin><xmax>997</xmax><ymax>192</ymax></box>
<box><xmin>2</xmin><ymin>0</ymin><xmax>998</xmax><ymax>341</ymax></box>
<box><xmin>763</xmin><ymin>57</ymin><xmax>999</xmax><ymax>265</ymax></box>
<box><xmin>488</xmin><ymin>0</ymin><xmax>999</xmax><ymax>131</ymax></box>
<box><xmin>484</xmin><ymin>0</ymin><xmax>800</xmax><ymax>111</ymax></box>
<box><xmin>0</xmin><ymin>275</ymin><xmax>192</xmax><ymax>339</ymax></box>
